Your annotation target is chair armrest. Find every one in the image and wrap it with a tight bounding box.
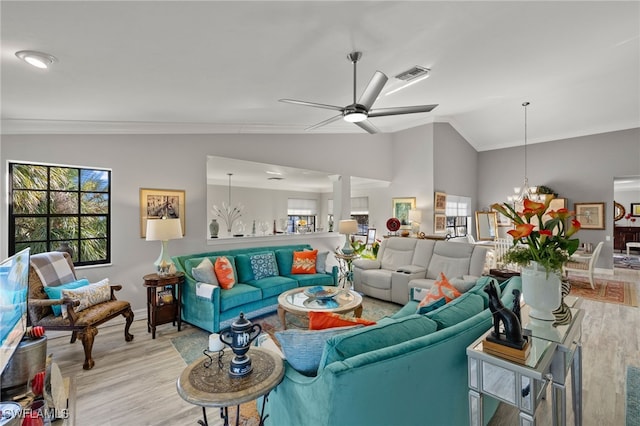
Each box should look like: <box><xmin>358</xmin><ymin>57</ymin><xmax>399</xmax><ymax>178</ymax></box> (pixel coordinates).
<box><xmin>109</xmin><ymin>284</ymin><xmax>123</xmax><ymax>300</ymax></box>
<box><xmin>353</xmin><ymin>259</ymin><xmax>381</xmax><ymax>270</ymax></box>
<box><xmin>28</xmin><ymin>298</ymin><xmax>80</xmax><ymax>308</ymax></box>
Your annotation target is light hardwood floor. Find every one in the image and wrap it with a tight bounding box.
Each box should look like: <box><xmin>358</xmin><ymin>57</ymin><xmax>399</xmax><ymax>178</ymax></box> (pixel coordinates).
<box><xmin>47</xmin><ymin>269</ymin><xmax>639</xmax><ymax>426</ymax></box>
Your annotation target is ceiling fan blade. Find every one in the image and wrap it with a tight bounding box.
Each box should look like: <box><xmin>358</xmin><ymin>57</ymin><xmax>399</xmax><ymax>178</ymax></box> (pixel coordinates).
<box><xmin>305</xmin><ymin>114</ymin><xmax>343</xmax><ymax>131</ymax></box>
<box><xmin>368</xmin><ymin>104</ymin><xmax>438</xmax><ymax>118</ymax></box>
<box><xmin>279</xmin><ymin>99</ymin><xmax>344</xmax><ymax>112</ymax></box>
<box><xmin>357</xmin><ymin>71</ymin><xmax>388</xmax><ymax>110</ymax></box>
<box><xmin>354</xmin><ymin>120</ymin><xmax>380</xmax><ymax>134</ymax></box>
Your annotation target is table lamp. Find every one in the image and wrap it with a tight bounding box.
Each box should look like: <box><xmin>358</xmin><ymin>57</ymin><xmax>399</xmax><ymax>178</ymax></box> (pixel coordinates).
<box><xmin>338</xmin><ymin>219</ymin><xmax>358</xmax><ymax>254</ymax></box>
<box><xmin>146</xmin><ymin>217</ymin><xmax>183</xmax><ymax>275</ymax></box>
<box><xmin>408</xmin><ymin>209</ymin><xmax>422</xmax><ymax>235</ymax></box>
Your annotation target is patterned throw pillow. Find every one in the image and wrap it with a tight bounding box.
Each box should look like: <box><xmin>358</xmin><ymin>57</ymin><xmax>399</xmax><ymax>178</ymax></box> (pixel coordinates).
<box><xmin>291</xmin><ymin>250</ymin><xmax>317</xmax><ymax>274</ymax></box>
<box><xmin>60</xmin><ymin>278</ymin><xmax>111</xmax><ymax>319</ymax></box>
<box><xmin>191</xmin><ymin>258</ymin><xmax>219</xmax><ymax>285</ymax></box>
<box><xmin>249</xmin><ymin>252</ymin><xmax>279</xmax><ymax>280</ymax></box>
<box><xmin>417</xmin><ymin>272</ymin><xmax>461</xmax><ymax>309</ymax></box>
<box><xmin>43</xmin><ymin>278</ymin><xmax>90</xmax><ymax>316</ymax></box>
<box><xmin>308</xmin><ymin>311</ymin><xmax>376</xmax><ymax>330</ymax></box>
<box><xmin>214</xmin><ymin>256</ymin><xmax>236</xmax><ymax>289</ymax></box>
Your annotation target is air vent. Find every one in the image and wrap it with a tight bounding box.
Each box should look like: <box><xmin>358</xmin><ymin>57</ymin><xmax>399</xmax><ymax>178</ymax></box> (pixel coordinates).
<box><xmin>395</xmin><ymin>66</ymin><xmax>430</xmax><ymax>81</ymax></box>
<box><xmin>268</xmin><ymin>177</ymin><xmax>284</xmax><ymax>181</ymax></box>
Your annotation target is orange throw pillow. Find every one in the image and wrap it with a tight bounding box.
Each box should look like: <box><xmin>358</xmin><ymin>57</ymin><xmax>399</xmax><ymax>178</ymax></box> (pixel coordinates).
<box><xmin>417</xmin><ymin>272</ymin><xmax>461</xmax><ymax>308</ymax></box>
<box><xmin>291</xmin><ymin>250</ymin><xmax>317</xmax><ymax>274</ymax></box>
<box><xmin>214</xmin><ymin>256</ymin><xmax>236</xmax><ymax>289</ymax></box>
<box><xmin>308</xmin><ymin>311</ymin><xmax>376</xmax><ymax>330</ymax></box>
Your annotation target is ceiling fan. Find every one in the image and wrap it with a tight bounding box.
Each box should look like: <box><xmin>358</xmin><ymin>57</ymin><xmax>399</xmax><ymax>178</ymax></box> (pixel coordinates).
<box><xmin>279</xmin><ymin>51</ymin><xmax>438</xmax><ymax>134</ymax></box>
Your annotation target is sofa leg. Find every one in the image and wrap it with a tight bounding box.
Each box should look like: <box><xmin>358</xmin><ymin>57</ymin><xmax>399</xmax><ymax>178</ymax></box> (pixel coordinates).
<box><xmin>123</xmin><ymin>308</ymin><xmax>135</xmax><ymax>342</ymax></box>
<box><xmin>79</xmin><ymin>326</ymin><xmax>98</xmax><ymax>370</ymax></box>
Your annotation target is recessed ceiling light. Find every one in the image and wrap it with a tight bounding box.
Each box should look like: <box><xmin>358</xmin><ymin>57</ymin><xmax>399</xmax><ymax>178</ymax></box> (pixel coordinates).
<box><xmin>15</xmin><ymin>50</ymin><xmax>57</xmax><ymax>69</ymax></box>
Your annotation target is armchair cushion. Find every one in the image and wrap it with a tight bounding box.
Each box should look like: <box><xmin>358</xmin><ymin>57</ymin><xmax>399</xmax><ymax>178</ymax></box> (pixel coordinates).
<box><xmin>60</xmin><ymin>279</ymin><xmax>111</xmax><ymax>319</ymax></box>
<box><xmin>43</xmin><ymin>278</ymin><xmax>90</xmax><ymax>316</ymax></box>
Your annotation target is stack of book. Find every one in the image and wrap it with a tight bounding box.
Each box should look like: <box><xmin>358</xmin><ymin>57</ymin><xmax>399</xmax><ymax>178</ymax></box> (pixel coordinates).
<box><xmin>482</xmin><ymin>337</ymin><xmax>530</xmax><ymax>364</ymax></box>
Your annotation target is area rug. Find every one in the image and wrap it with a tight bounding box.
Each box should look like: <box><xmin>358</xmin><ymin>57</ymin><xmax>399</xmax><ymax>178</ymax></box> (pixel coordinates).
<box><xmin>170</xmin><ymin>296</ymin><xmax>401</xmax><ymax>425</ymax></box>
<box><xmin>614</xmin><ymin>254</ymin><xmax>640</xmax><ymax>270</ymax></box>
<box><xmin>627</xmin><ymin>365</ymin><xmax>640</xmax><ymax>426</ymax></box>
<box><xmin>567</xmin><ymin>276</ymin><xmax>638</xmax><ymax>307</ymax></box>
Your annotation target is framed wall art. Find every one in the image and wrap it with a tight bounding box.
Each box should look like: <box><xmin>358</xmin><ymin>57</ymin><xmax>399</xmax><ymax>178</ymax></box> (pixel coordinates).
<box><xmin>434</xmin><ymin>213</ymin><xmax>447</xmax><ymax>233</ymax></box>
<box><xmin>140</xmin><ymin>188</ymin><xmax>186</xmax><ymax>238</ymax></box>
<box><xmin>631</xmin><ymin>203</ymin><xmax>640</xmax><ymax>217</ymax></box>
<box><xmin>574</xmin><ymin>202</ymin><xmax>605</xmax><ymax>230</ymax></box>
<box><xmin>392</xmin><ymin>197</ymin><xmax>416</xmax><ymax>229</ymax></box>
<box><xmin>434</xmin><ymin>192</ymin><xmax>447</xmax><ymax>213</ymax></box>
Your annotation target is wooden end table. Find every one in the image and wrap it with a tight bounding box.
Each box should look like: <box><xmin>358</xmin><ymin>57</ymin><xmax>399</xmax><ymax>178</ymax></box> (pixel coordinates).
<box><xmin>143</xmin><ymin>272</ymin><xmax>184</xmax><ymax>339</ymax></box>
<box><xmin>177</xmin><ymin>347</ymin><xmax>284</xmax><ymax>426</ymax></box>
<box><xmin>277</xmin><ymin>286</ymin><xmax>363</xmax><ymax>329</ymax></box>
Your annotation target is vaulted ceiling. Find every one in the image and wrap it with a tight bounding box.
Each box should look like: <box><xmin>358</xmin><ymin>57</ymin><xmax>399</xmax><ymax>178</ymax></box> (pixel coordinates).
<box><xmin>2</xmin><ymin>1</ymin><xmax>638</xmax><ymax>151</ymax></box>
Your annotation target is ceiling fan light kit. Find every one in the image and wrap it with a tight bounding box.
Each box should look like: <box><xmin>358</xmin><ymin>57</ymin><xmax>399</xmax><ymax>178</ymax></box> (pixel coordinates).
<box><xmin>279</xmin><ymin>51</ymin><xmax>438</xmax><ymax>134</ymax></box>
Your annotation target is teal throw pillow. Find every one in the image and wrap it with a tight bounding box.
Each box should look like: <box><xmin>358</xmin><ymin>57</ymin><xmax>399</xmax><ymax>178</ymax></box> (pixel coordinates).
<box><xmin>43</xmin><ymin>278</ymin><xmax>90</xmax><ymax>316</ymax></box>
<box><xmin>249</xmin><ymin>252</ymin><xmax>279</xmax><ymax>280</ymax></box>
<box><xmin>275</xmin><ymin>325</ymin><xmax>360</xmax><ymax>376</ymax></box>
<box><xmin>416</xmin><ymin>297</ymin><xmax>446</xmax><ymax>314</ymax></box>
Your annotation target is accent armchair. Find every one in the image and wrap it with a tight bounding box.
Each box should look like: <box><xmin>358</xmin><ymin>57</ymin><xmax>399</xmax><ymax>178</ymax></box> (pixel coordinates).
<box><xmin>27</xmin><ymin>252</ymin><xmax>134</xmax><ymax>369</ymax></box>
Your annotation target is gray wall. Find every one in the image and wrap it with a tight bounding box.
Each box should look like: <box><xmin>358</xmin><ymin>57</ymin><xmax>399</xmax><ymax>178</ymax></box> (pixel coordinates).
<box><xmin>478</xmin><ymin>127</ymin><xmax>640</xmax><ymax>269</ymax></box>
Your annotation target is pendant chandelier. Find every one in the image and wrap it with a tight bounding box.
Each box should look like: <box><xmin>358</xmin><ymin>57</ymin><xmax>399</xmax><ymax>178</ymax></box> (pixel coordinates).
<box><xmin>212</xmin><ymin>173</ymin><xmax>243</xmax><ymax>233</ymax></box>
<box><xmin>507</xmin><ymin>102</ymin><xmax>539</xmax><ymax>204</ymax></box>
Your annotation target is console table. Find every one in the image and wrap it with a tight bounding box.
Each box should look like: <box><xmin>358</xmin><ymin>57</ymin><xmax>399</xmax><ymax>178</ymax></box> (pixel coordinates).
<box><xmin>467</xmin><ymin>298</ymin><xmax>583</xmax><ymax>426</ymax></box>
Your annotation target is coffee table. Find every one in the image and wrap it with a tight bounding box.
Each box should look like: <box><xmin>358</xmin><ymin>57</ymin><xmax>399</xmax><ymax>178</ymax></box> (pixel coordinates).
<box><xmin>277</xmin><ymin>286</ymin><xmax>363</xmax><ymax>329</ymax></box>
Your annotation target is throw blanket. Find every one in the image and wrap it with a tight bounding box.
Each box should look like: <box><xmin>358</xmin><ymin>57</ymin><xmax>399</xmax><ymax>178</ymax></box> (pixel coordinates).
<box><xmin>30</xmin><ymin>252</ymin><xmax>76</xmax><ymax>287</ymax></box>
<box><xmin>195</xmin><ymin>282</ymin><xmax>217</xmax><ymax>301</ymax></box>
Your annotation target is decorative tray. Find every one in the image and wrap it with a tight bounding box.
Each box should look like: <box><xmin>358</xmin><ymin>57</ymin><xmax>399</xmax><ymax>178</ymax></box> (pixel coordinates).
<box><xmin>303</xmin><ymin>286</ymin><xmax>340</xmax><ymax>300</ymax></box>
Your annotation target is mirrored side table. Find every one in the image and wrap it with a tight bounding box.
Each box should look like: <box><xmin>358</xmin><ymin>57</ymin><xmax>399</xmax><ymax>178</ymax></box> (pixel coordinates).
<box><xmin>467</xmin><ymin>298</ymin><xmax>583</xmax><ymax>426</ymax></box>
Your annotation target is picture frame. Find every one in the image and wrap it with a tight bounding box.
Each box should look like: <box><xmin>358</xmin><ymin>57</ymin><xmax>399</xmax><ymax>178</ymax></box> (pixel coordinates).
<box><xmin>366</xmin><ymin>228</ymin><xmax>377</xmax><ymax>245</ymax></box>
<box><xmin>631</xmin><ymin>203</ymin><xmax>640</xmax><ymax>217</ymax></box>
<box><xmin>392</xmin><ymin>197</ymin><xmax>416</xmax><ymax>229</ymax></box>
<box><xmin>574</xmin><ymin>202</ymin><xmax>605</xmax><ymax>230</ymax></box>
<box><xmin>140</xmin><ymin>188</ymin><xmax>186</xmax><ymax>238</ymax></box>
<box><xmin>434</xmin><ymin>192</ymin><xmax>447</xmax><ymax>213</ymax></box>
<box><xmin>434</xmin><ymin>213</ymin><xmax>447</xmax><ymax>233</ymax></box>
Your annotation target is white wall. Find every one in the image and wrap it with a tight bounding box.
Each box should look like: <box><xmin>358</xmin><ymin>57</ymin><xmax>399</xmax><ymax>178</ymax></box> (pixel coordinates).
<box><xmin>0</xmin><ymin>132</ymin><xmax>393</xmax><ymax>312</ymax></box>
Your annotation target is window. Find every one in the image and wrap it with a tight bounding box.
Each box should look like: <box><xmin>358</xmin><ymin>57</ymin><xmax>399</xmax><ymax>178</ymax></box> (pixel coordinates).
<box><xmin>327</xmin><ymin>197</ymin><xmax>370</xmax><ymax>235</ymax></box>
<box><xmin>287</xmin><ymin>198</ymin><xmax>318</xmax><ymax>233</ymax></box>
<box><xmin>445</xmin><ymin>195</ymin><xmax>471</xmax><ymax>237</ymax></box>
<box><xmin>9</xmin><ymin>162</ymin><xmax>111</xmax><ymax>266</ymax></box>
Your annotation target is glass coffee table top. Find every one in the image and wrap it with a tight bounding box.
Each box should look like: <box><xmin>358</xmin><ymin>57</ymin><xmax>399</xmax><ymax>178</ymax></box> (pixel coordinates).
<box><xmin>278</xmin><ymin>286</ymin><xmax>362</xmax><ymax>313</ymax></box>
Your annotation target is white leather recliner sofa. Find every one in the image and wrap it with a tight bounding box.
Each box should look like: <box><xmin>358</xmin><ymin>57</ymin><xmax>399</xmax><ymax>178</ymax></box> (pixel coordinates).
<box><xmin>353</xmin><ymin>237</ymin><xmax>490</xmax><ymax>304</ymax></box>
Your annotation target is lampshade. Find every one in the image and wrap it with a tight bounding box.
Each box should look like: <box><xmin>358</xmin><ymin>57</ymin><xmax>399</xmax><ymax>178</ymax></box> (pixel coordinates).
<box><xmin>338</xmin><ymin>220</ymin><xmax>358</xmax><ymax>234</ymax></box>
<box><xmin>146</xmin><ymin>218</ymin><xmax>183</xmax><ymax>241</ymax></box>
<box><xmin>146</xmin><ymin>218</ymin><xmax>182</xmax><ymax>276</ymax></box>
<box><xmin>408</xmin><ymin>209</ymin><xmax>422</xmax><ymax>223</ymax></box>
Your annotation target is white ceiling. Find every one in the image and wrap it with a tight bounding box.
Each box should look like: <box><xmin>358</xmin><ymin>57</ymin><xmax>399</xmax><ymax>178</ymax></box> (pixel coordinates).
<box><xmin>1</xmin><ymin>1</ymin><xmax>639</xmax><ymax>151</ymax></box>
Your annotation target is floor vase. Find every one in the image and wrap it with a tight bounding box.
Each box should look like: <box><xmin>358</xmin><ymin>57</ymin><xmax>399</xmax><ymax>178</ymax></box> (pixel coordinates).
<box><xmin>521</xmin><ymin>261</ymin><xmax>561</xmax><ymax>323</ymax></box>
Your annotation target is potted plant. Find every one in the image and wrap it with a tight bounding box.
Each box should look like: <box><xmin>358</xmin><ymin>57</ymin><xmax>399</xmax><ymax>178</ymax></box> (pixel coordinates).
<box><xmin>491</xmin><ymin>198</ymin><xmax>581</xmax><ymax>324</ymax></box>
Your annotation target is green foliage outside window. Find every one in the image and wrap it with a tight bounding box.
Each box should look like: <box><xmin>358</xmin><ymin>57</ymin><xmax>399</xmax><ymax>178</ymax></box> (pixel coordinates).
<box><xmin>9</xmin><ymin>162</ymin><xmax>111</xmax><ymax>266</ymax></box>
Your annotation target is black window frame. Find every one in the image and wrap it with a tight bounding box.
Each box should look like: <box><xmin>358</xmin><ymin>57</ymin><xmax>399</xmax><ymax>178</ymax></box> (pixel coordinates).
<box><xmin>8</xmin><ymin>161</ymin><xmax>112</xmax><ymax>266</ymax></box>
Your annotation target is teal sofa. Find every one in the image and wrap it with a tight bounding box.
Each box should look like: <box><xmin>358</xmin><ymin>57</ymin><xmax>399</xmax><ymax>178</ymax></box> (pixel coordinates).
<box><xmin>263</xmin><ymin>276</ymin><xmax>523</xmax><ymax>426</ymax></box>
<box><xmin>172</xmin><ymin>244</ymin><xmax>338</xmax><ymax>332</ymax></box>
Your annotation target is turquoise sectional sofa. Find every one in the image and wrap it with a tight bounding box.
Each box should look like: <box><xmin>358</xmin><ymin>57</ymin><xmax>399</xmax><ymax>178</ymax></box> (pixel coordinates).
<box><xmin>263</xmin><ymin>276</ymin><xmax>523</xmax><ymax>426</ymax></box>
<box><xmin>172</xmin><ymin>244</ymin><xmax>338</xmax><ymax>332</ymax></box>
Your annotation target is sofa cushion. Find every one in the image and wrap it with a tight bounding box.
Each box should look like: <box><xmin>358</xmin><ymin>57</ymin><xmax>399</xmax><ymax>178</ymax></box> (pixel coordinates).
<box><xmin>274</xmin><ymin>249</ymin><xmax>294</xmax><ymax>275</ymax></box>
<box><xmin>360</xmin><ymin>269</ymin><xmax>393</xmax><ymax>290</ymax></box>
<box><xmin>191</xmin><ymin>258</ymin><xmax>219</xmax><ymax>285</ymax></box>
<box><xmin>319</xmin><ymin>314</ymin><xmax>438</xmax><ymax>368</ymax></box>
<box><xmin>308</xmin><ymin>311</ymin><xmax>376</xmax><ymax>330</ymax></box>
<box><xmin>380</xmin><ymin>247</ymin><xmax>415</xmax><ymax>271</ymax></box>
<box><xmin>289</xmin><ymin>273</ymin><xmax>334</xmax><ymax>287</ymax></box>
<box><xmin>416</xmin><ymin>297</ymin><xmax>446</xmax><ymax>315</ymax></box>
<box><xmin>275</xmin><ymin>326</ymin><xmax>360</xmax><ymax>376</ymax></box>
<box><xmin>219</xmin><ymin>283</ymin><xmax>262</xmax><ymax>311</ymax></box>
<box><xmin>43</xmin><ymin>278</ymin><xmax>90</xmax><ymax>316</ymax></box>
<box><xmin>215</xmin><ymin>256</ymin><xmax>237</xmax><ymax>289</ymax></box>
<box><xmin>425</xmin><ymin>292</ymin><xmax>484</xmax><ymax>329</ymax></box>
<box><xmin>234</xmin><ymin>254</ymin><xmax>254</xmax><ymax>283</ymax></box>
<box><xmin>426</xmin><ymin>253</ymin><xmax>472</xmax><ymax>280</ymax></box>
<box><xmin>417</xmin><ymin>273</ymin><xmax>461</xmax><ymax>307</ymax></box>
<box><xmin>292</xmin><ymin>250</ymin><xmax>317</xmax><ymax>274</ymax></box>
<box><xmin>249</xmin><ymin>251</ymin><xmax>279</xmax><ymax>280</ymax></box>
<box><xmin>247</xmin><ymin>275</ymin><xmax>297</xmax><ymax>299</ymax></box>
